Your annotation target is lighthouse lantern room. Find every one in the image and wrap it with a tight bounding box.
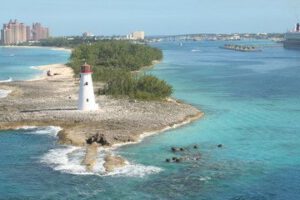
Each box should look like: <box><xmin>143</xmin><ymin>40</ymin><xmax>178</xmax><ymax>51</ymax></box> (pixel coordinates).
<box><xmin>78</xmin><ymin>63</ymin><xmax>98</xmax><ymax>111</ymax></box>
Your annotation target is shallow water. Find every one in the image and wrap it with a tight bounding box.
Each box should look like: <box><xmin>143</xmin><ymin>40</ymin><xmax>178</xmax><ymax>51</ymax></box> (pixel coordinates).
<box><xmin>0</xmin><ymin>47</ymin><xmax>69</xmax><ymax>81</ymax></box>
<box><xmin>1</xmin><ymin>41</ymin><xmax>300</xmax><ymax>199</ymax></box>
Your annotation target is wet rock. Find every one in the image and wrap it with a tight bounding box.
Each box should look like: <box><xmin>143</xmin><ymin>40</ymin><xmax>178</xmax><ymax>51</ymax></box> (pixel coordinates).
<box><xmin>193</xmin><ymin>145</ymin><xmax>198</xmax><ymax>149</ymax></box>
<box><xmin>103</xmin><ymin>154</ymin><xmax>126</xmax><ymax>172</ymax></box>
<box><xmin>172</xmin><ymin>157</ymin><xmax>177</xmax><ymax>161</ymax></box>
<box><xmin>175</xmin><ymin>158</ymin><xmax>183</xmax><ymax>163</ymax></box>
<box><xmin>165</xmin><ymin>158</ymin><xmax>171</xmax><ymax>163</ymax></box>
<box><xmin>86</xmin><ymin>136</ymin><xmax>96</xmax><ymax>144</ymax></box>
<box><xmin>83</xmin><ymin>143</ymin><xmax>98</xmax><ymax>171</ymax></box>
<box><xmin>179</xmin><ymin>147</ymin><xmax>185</xmax><ymax>151</ymax></box>
<box><xmin>171</xmin><ymin>147</ymin><xmax>180</xmax><ymax>152</ymax></box>
<box><xmin>87</xmin><ymin>133</ymin><xmax>111</xmax><ymax>146</ymax></box>
<box><xmin>96</xmin><ymin>133</ymin><xmax>111</xmax><ymax>146</ymax></box>
<box><xmin>217</xmin><ymin>144</ymin><xmax>223</xmax><ymax>148</ymax></box>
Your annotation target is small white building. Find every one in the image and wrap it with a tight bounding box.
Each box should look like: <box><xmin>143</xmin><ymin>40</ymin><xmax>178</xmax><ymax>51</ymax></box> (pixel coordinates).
<box><xmin>78</xmin><ymin>63</ymin><xmax>98</xmax><ymax>111</ymax></box>
<box><xmin>127</xmin><ymin>31</ymin><xmax>145</xmax><ymax>40</ymax></box>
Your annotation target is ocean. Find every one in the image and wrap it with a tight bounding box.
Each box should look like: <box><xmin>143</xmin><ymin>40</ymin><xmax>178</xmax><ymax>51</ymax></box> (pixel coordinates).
<box><xmin>0</xmin><ymin>41</ymin><xmax>300</xmax><ymax>200</ymax></box>
<box><xmin>0</xmin><ymin>47</ymin><xmax>70</xmax><ymax>81</ymax></box>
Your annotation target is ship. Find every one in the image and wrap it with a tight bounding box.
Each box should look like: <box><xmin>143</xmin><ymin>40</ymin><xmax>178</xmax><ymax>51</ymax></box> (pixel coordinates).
<box><xmin>283</xmin><ymin>23</ymin><xmax>300</xmax><ymax>49</ymax></box>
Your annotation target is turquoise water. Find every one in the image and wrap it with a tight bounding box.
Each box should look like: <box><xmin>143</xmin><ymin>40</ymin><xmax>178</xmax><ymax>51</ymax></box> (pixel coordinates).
<box><xmin>1</xmin><ymin>41</ymin><xmax>300</xmax><ymax>199</ymax></box>
<box><xmin>0</xmin><ymin>47</ymin><xmax>70</xmax><ymax>81</ymax></box>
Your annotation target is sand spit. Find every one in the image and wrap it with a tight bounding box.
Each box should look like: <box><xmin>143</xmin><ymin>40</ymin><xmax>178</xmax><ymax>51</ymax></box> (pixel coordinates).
<box><xmin>0</xmin><ymin>64</ymin><xmax>203</xmax><ymax>173</ymax></box>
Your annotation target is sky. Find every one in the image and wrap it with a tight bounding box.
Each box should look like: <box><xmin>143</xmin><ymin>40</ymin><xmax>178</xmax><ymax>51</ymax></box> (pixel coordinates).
<box><xmin>0</xmin><ymin>0</ymin><xmax>299</xmax><ymax>36</ymax></box>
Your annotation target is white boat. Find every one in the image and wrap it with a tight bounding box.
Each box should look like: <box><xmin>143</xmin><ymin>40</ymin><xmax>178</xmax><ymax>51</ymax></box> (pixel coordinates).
<box><xmin>284</xmin><ymin>23</ymin><xmax>300</xmax><ymax>49</ymax></box>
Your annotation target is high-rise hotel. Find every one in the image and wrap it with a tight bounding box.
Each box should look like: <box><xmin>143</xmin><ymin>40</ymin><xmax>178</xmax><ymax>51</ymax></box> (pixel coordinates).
<box><xmin>1</xmin><ymin>20</ymin><xmax>49</xmax><ymax>45</ymax></box>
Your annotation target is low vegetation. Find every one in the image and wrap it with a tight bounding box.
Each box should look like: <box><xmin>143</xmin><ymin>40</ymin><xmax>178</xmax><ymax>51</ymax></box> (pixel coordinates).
<box><xmin>69</xmin><ymin>40</ymin><xmax>172</xmax><ymax>100</ymax></box>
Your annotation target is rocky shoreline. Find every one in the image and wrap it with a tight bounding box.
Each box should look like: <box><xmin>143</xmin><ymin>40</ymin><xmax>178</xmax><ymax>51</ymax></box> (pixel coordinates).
<box><xmin>0</xmin><ymin>64</ymin><xmax>203</xmax><ymax>173</ymax></box>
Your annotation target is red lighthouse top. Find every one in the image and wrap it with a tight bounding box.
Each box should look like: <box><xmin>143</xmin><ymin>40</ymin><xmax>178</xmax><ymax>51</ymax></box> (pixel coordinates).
<box><xmin>80</xmin><ymin>63</ymin><xmax>93</xmax><ymax>74</ymax></box>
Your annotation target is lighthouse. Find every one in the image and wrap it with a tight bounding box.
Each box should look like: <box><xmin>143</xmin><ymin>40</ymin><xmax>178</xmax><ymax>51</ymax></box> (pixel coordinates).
<box><xmin>78</xmin><ymin>63</ymin><xmax>98</xmax><ymax>111</ymax></box>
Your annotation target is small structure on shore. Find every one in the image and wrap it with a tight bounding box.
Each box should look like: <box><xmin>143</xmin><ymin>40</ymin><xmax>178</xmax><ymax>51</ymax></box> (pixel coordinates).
<box><xmin>78</xmin><ymin>63</ymin><xmax>98</xmax><ymax>111</ymax></box>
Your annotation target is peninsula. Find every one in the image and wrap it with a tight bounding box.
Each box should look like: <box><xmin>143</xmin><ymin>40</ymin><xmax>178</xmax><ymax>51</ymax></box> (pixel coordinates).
<box><xmin>0</xmin><ymin>41</ymin><xmax>203</xmax><ymax>173</ymax></box>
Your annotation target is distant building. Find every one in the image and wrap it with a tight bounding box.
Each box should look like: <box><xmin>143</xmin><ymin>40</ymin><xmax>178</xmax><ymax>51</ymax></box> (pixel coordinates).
<box><xmin>82</xmin><ymin>32</ymin><xmax>94</xmax><ymax>37</ymax></box>
<box><xmin>127</xmin><ymin>31</ymin><xmax>145</xmax><ymax>40</ymax></box>
<box><xmin>26</xmin><ymin>26</ymin><xmax>31</xmax><ymax>41</ymax></box>
<box><xmin>1</xmin><ymin>20</ymin><xmax>49</xmax><ymax>45</ymax></box>
<box><xmin>32</xmin><ymin>23</ymin><xmax>49</xmax><ymax>41</ymax></box>
<box><xmin>1</xmin><ymin>20</ymin><xmax>27</xmax><ymax>45</ymax></box>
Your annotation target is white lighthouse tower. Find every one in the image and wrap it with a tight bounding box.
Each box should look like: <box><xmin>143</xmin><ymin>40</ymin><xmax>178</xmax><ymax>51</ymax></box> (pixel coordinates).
<box><xmin>78</xmin><ymin>63</ymin><xmax>98</xmax><ymax>111</ymax></box>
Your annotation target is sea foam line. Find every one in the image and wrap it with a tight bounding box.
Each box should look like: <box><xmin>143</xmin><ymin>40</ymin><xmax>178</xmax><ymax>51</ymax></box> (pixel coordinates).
<box><xmin>15</xmin><ymin>126</ymin><xmax>62</xmax><ymax>137</ymax></box>
<box><xmin>112</xmin><ymin>112</ymin><xmax>203</xmax><ymax>150</ymax></box>
<box><xmin>0</xmin><ymin>77</ymin><xmax>12</xmax><ymax>83</ymax></box>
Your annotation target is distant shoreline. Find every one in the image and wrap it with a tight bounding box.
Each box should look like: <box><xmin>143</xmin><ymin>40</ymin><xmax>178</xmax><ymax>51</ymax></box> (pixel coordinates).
<box><xmin>0</xmin><ymin>45</ymin><xmax>72</xmax><ymax>53</ymax></box>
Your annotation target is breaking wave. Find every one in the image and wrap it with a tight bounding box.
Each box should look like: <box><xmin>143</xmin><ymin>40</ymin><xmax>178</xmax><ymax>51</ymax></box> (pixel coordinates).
<box><xmin>17</xmin><ymin>126</ymin><xmax>62</xmax><ymax>137</ymax></box>
<box><xmin>15</xmin><ymin>125</ymin><xmax>162</xmax><ymax>177</ymax></box>
<box><xmin>41</xmin><ymin>146</ymin><xmax>162</xmax><ymax>177</ymax></box>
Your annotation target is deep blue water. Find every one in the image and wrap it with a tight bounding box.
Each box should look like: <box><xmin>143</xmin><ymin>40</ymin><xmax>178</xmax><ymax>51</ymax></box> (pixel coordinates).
<box><xmin>0</xmin><ymin>41</ymin><xmax>300</xmax><ymax>200</ymax></box>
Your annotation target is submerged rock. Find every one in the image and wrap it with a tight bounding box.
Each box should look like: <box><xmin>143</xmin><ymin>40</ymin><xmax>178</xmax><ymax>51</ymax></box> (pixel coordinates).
<box><xmin>171</xmin><ymin>147</ymin><xmax>185</xmax><ymax>152</ymax></box>
<box><xmin>217</xmin><ymin>144</ymin><xmax>223</xmax><ymax>148</ymax></box>
<box><xmin>171</xmin><ymin>147</ymin><xmax>180</xmax><ymax>152</ymax></box>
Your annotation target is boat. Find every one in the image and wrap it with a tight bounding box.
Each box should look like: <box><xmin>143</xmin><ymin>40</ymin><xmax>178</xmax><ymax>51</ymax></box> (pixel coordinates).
<box><xmin>0</xmin><ymin>77</ymin><xmax>12</xmax><ymax>83</ymax></box>
<box><xmin>220</xmin><ymin>44</ymin><xmax>261</xmax><ymax>52</ymax></box>
<box><xmin>283</xmin><ymin>23</ymin><xmax>300</xmax><ymax>49</ymax></box>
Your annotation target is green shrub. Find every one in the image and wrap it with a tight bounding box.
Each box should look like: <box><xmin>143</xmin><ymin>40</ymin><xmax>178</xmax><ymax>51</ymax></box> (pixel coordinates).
<box><xmin>135</xmin><ymin>75</ymin><xmax>173</xmax><ymax>100</ymax></box>
<box><xmin>101</xmin><ymin>74</ymin><xmax>172</xmax><ymax>100</ymax></box>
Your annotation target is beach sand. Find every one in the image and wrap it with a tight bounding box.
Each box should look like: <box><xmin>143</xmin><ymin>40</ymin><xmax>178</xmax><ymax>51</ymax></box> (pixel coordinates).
<box><xmin>0</xmin><ymin>63</ymin><xmax>203</xmax><ymax>172</ymax></box>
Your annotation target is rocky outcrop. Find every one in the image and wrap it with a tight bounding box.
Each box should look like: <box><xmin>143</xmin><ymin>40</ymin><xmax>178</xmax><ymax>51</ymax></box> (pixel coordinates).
<box><xmin>57</xmin><ymin>129</ymin><xmax>86</xmax><ymax>146</ymax></box>
<box><xmin>103</xmin><ymin>154</ymin><xmax>126</xmax><ymax>172</ymax></box>
<box><xmin>83</xmin><ymin>143</ymin><xmax>98</xmax><ymax>171</ymax></box>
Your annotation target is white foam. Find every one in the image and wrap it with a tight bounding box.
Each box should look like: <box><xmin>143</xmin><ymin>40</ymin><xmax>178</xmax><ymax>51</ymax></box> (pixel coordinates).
<box><xmin>41</xmin><ymin>146</ymin><xmax>162</xmax><ymax>177</ymax></box>
<box><xmin>15</xmin><ymin>125</ymin><xmax>162</xmax><ymax>177</ymax></box>
<box><xmin>16</xmin><ymin>126</ymin><xmax>62</xmax><ymax>137</ymax></box>
<box><xmin>199</xmin><ymin>176</ymin><xmax>212</xmax><ymax>181</ymax></box>
<box><xmin>106</xmin><ymin>163</ymin><xmax>162</xmax><ymax>177</ymax></box>
<box><xmin>41</xmin><ymin>146</ymin><xmax>93</xmax><ymax>175</ymax></box>
<box><xmin>191</xmin><ymin>49</ymin><xmax>201</xmax><ymax>52</ymax></box>
<box><xmin>0</xmin><ymin>77</ymin><xmax>12</xmax><ymax>83</ymax></box>
<box><xmin>0</xmin><ymin>89</ymin><xmax>12</xmax><ymax>98</ymax></box>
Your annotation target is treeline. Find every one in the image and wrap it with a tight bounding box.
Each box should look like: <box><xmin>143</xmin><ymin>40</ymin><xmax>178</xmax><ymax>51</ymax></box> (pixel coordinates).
<box><xmin>69</xmin><ymin>41</ymin><xmax>172</xmax><ymax>100</ymax></box>
<box><xmin>18</xmin><ymin>37</ymin><xmax>96</xmax><ymax>48</ymax></box>
<box><xmin>38</xmin><ymin>37</ymin><xmax>97</xmax><ymax>48</ymax></box>
<box><xmin>69</xmin><ymin>40</ymin><xmax>163</xmax><ymax>71</ymax></box>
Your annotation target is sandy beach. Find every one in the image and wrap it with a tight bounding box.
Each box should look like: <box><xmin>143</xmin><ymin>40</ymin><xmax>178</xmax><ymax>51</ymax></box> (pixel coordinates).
<box><xmin>0</xmin><ymin>63</ymin><xmax>203</xmax><ymax>172</ymax></box>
